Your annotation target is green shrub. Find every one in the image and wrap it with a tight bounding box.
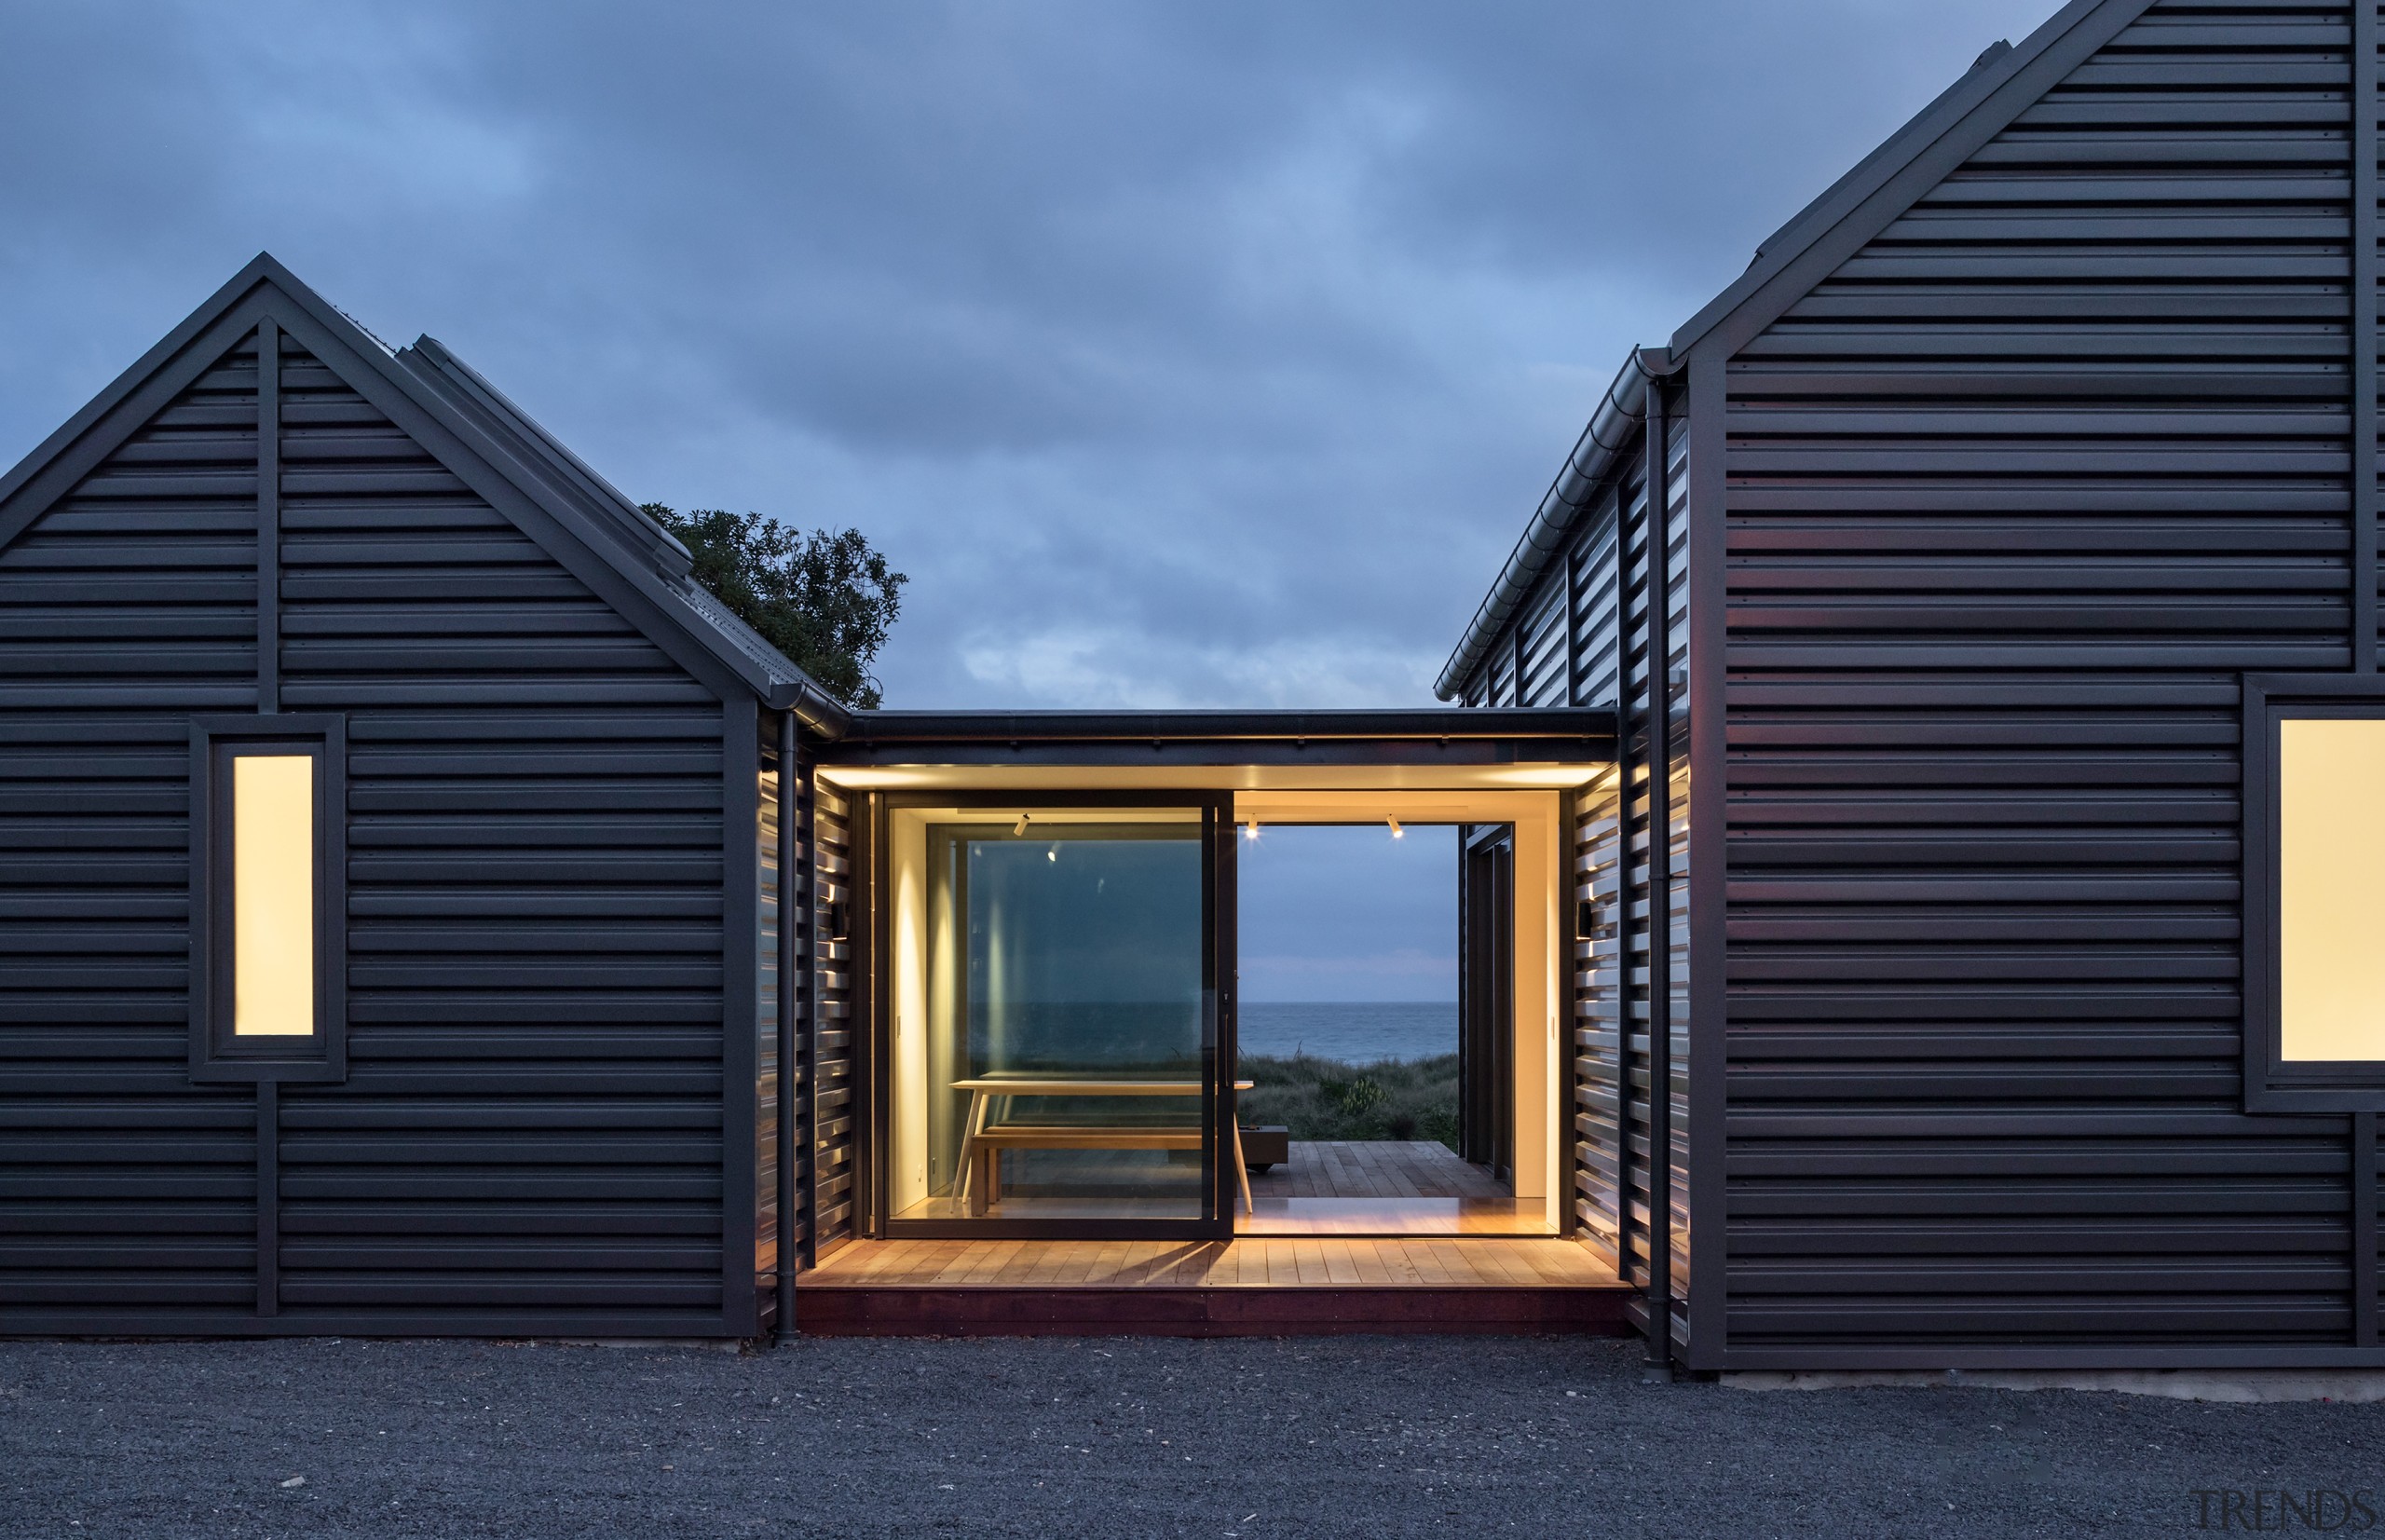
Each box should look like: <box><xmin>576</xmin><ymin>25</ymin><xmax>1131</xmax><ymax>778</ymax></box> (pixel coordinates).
<box><xmin>1237</xmin><ymin>1052</ymin><xmax>1460</xmax><ymax>1152</ymax></box>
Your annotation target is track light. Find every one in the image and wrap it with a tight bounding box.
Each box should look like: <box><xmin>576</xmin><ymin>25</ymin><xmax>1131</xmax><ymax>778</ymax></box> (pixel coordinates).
<box><xmin>1014</xmin><ymin>813</ymin><xmax>1030</xmax><ymax>837</ymax></box>
<box><xmin>1243</xmin><ymin>822</ymin><xmax>1260</xmax><ymax>842</ymax></box>
<box><xmin>1387</xmin><ymin>816</ymin><xmax>1403</xmax><ymax>839</ymax></box>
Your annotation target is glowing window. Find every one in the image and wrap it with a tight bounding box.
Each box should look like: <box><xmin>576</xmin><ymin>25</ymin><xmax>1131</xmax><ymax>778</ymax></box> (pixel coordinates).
<box><xmin>2279</xmin><ymin>719</ymin><xmax>2385</xmax><ymax>1063</ymax></box>
<box><xmin>232</xmin><ymin>755</ymin><xmax>315</xmax><ymax>1037</ymax></box>
<box><xmin>189</xmin><ymin>715</ymin><xmax>346</xmax><ymax>1084</ymax></box>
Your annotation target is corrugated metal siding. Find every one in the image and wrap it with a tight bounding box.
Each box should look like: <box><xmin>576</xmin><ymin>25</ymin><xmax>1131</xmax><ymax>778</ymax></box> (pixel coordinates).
<box><xmin>1493</xmin><ymin>406</ymin><xmax>1695</xmax><ymax>1343</ymax></box>
<box><xmin>810</xmin><ymin>781</ymin><xmax>859</xmax><ymax>1254</ymax></box>
<box><xmin>271</xmin><ymin>334</ymin><xmax>733</xmax><ymax>1328</ymax></box>
<box><xmin>0</xmin><ymin>333</ymin><xmax>265</xmax><ymax>1322</ymax></box>
<box><xmin>1722</xmin><ymin>0</ymin><xmax>2362</xmax><ymax>1360</ymax></box>
<box><xmin>1518</xmin><ymin>584</ymin><xmax>1569</xmax><ymax>708</ymax></box>
<box><xmin>757</xmin><ymin>729</ymin><xmax>782</xmax><ymax>1318</ymax></box>
<box><xmin>1657</xmin><ymin>413</ymin><xmax>1693</xmax><ymax>1345</ymax></box>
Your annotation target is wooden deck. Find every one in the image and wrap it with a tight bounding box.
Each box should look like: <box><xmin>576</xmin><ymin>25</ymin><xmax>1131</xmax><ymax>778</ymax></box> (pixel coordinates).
<box><xmin>1250</xmin><ymin>1140</ymin><xmax>1507</xmax><ymax>1199</ymax></box>
<box><xmin>1242</xmin><ymin>1140</ymin><xmax>1556</xmax><ymax>1235</ymax></box>
<box><xmin>795</xmin><ymin>1236</ymin><xmax>1626</xmax><ymax>1337</ymax></box>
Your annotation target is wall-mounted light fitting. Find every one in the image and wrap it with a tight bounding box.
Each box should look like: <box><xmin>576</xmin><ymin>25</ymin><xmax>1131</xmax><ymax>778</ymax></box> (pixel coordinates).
<box><xmin>1387</xmin><ymin>816</ymin><xmax>1404</xmax><ymax>838</ymax></box>
<box><xmin>1014</xmin><ymin>813</ymin><xmax>1030</xmax><ymax>837</ymax></box>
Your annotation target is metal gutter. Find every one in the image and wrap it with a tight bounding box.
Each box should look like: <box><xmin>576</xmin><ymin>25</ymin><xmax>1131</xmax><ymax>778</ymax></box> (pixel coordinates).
<box><xmin>770</xmin><ymin>679</ymin><xmax>854</xmax><ymax>741</ymax></box>
<box><xmin>1435</xmin><ymin>347</ymin><xmax>1676</xmax><ymax>701</ymax></box>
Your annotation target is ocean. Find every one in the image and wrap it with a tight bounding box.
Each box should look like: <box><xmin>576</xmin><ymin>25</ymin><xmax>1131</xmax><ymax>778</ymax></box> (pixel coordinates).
<box><xmin>1236</xmin><ymin>1001</ymin><xmax>1456</xmax><ymax>1064</ymax></box>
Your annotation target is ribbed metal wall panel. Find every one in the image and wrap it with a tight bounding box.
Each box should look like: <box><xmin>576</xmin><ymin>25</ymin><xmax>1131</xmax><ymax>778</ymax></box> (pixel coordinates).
<box><xmin>757</xmin><ymin>729</ymin><xmax>782</xmax><ymax>1318</ymax></box>
<box><xmin>1657</xmin><ymin>413</ymin><xmax>1693</xmax><ymax>1345</ymax></box>
<box><xmin>1721</xmin><ymin>0</ymin><xmax>2364</xmax><ymax>1360</ymax></box>
<box><xmin>810</xmin><ymin>782</ymin><xmax>859</xmax><ymax>1254</ymax></box>
<box><xmin>0</xmin><ymin>334</ymin><xmax>264</xmax><ymax>1321</ymax></box>
<box><xmin>268</xmin><ymin>334</ymin><xmax>731</xmax><ymax>1327</ymax></box>
<box><xmin>1518</xmin><ymin>585</ymin><xmax>1569</xmax><ymax>708</ymax></box>
<box><xmin>1475</xmin><ymin>404</ymin><xmax>1694</xmax><ymax>1348</ymax></box>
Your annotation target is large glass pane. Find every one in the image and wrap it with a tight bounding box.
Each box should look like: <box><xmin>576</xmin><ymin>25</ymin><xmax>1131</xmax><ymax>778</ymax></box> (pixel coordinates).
<box><xmin>888</xmin><ymin>810</ymin><xmax>1208</xmax><ymax>1222</ymax></box>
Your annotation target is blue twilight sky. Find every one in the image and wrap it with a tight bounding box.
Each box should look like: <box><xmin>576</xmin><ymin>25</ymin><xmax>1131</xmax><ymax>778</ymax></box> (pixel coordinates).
<box><xmin>1238</xmin><ymin>825</ymin><xmax>1457</xmax><ymax>1004</ymax></box>
<box><xmin>0</xmin><ymin>1</ymin><xmax>2056</xmax><ymax>999</ymax></box>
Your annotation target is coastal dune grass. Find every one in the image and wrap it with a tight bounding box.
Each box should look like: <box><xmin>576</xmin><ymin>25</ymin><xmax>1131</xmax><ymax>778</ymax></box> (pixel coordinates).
<box><xmin>1237</xmin><ymin>1052</ymin><xmax>1461</xmax><ymax>1150</ymax></box>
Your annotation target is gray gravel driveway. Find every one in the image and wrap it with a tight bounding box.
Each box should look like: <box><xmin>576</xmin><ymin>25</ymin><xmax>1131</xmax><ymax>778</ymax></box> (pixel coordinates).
<box><xmin>2</xmin><ymin>1334</ymin><xmax>2378</xmax><ymax>1537</ymax></box>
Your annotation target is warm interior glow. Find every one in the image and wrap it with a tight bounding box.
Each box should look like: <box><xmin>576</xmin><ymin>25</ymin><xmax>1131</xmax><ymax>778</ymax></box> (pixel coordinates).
<box><xmin>2280</xmin><ymin>719</ymin><xmax>2385</xmax><ymax>1061</ymax></box>
<box><xmin>233</xmin><ymin>755</ymin><xmax>315</xmax><ymax>1037</ymax></box>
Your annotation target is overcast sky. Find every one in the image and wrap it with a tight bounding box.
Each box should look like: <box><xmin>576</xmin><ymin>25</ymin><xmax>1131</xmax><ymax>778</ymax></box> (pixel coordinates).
<box><xmin>1</xmin><ymin>0</ymin><xmax>2056</xmax><ymax>710</ymax></box>
<box><xmin>3</xmin><ymin>2</ymin><xmax>2061</xmax><ymax>1012</ymax></box>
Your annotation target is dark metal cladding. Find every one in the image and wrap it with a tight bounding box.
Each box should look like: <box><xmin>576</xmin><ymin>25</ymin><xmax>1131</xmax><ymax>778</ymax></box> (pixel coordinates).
<box><xmin>0</xmin><ymin>334</ymin><xmax>267</xmax><ymax>1324</ymax></box>
<box><xmin>270</xmin><ymin>334</ymin><xmax>736</xmax><ymax>1332</ymax></box>
<box><xmin>808</xmin><ymin>781</ymin><xmax>861</xmax><ymax>1257</ymax></box>
<box><xmin>1715</xmin><ymin>0</ymin><xmax>2372</xmax><ymax>1369</ymax></box>
<box><xmin>1453</xmin><ymin>0</ymin><xmax>2385</xmax><ymax>1370</ymax></box>
<box><xmin>0</xmin><ymin>294</ymin><xmax>760</xmax><ymax>1336</ymax></box>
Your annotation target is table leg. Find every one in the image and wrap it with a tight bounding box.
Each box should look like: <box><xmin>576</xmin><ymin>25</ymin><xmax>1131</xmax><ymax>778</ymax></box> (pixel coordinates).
<box><xmin>1231</xmin><ymin>1122</ymin><xmax>1252</xmax><ymax>1217</ymax></box>
<box><xmin>957</xmin><ymin>1091</ymin><xmax>989</xmax><ymax>1215</ymax></box>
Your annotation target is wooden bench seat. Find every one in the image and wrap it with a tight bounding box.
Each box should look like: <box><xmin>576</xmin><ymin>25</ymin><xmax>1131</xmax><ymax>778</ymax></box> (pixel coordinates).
<box><xmin>947</xmin><ymin>1077</ymin><xmax>1257</xmax><ymax>1218</ymax></box>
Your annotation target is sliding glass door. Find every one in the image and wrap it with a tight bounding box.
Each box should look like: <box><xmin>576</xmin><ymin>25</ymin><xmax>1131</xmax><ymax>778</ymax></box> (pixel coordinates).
<box><xmin>879</xmin><ymin>797</ymin><xmax>1231</xmax><ymax>1237</ymax></box>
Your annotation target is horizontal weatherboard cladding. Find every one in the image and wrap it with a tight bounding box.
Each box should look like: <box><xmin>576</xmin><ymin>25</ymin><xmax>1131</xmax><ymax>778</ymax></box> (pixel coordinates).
<box><xmin>1716</xmin><ymin>0</ymin><xmax>2369</xmax><ymax>1359</ymax></box>
<box><xmin>0</xmin><ymin>304</ymin><xmax>752</xmax><ymax>1335</ymax></box>
<box><xmin>273</xmin><ymin>335</ymin><xmax>732</xmax><ymax>1327</ymax></box>
<box><xmin>0</xmin><ymin>334</ymin><xmax>266</xmax><ymax>1324</ymax></box>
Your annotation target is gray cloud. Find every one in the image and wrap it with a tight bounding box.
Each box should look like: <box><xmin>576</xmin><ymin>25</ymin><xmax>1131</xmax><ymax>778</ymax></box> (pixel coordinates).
<box><xmin>0</xmin><ymin>0</ymin><xmax>2055</xmax><ymax>707</ymax></box>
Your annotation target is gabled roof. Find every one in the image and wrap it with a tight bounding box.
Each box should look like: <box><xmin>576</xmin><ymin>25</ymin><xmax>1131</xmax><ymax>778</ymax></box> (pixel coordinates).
<box><xmin>0</xmin><ymin>252</ymin><xmax>852</xmax><ymax>733</ymax></box>
<box><xmin>1666</xmin><ymin>0</ymin><xmax>2155</xmax><ymax>362</ymax></box>
<box><xmin>1435</xmin><ymin>0</ymin><xmax>2160</xmax><ymax>700</ymax></box>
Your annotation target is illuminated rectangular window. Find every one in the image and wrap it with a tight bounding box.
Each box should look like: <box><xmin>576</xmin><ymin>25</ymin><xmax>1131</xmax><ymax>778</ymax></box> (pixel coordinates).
<box><xmin>232</xmin><ymin>755</ymin><xmax>316</xmax><ymax>1036</ymax></box>
<box><xmin>190</xmin><ymin>715</ymin><xmax>346</xmax><ymax>1083</ymax></box>
<box><xmin>2279</xmin><ymin>719</ymin><xmax>2385</xmax><ymax>1062</ymax></box>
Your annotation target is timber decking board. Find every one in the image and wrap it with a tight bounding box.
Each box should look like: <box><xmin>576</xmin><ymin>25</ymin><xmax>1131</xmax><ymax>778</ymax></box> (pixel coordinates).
<box><xmin>1247</xmin><ymin>1141</ymin><xmax>1506</xmax><ymax>1201</ymax></box>
<box><xmin>799</xmin><ymin>1236</ymin><xmax>1614</xmax><ymax>1290</ymax></box>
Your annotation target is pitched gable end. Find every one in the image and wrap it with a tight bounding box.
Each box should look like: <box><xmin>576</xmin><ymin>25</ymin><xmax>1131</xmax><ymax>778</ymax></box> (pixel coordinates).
<box><xmin>1669</xmin><ymin>0</ymin><xmax>2162</xmax><ymax>363</ymax></box>
<box><xmin>0</xmin><ymin>255</ymin><xmax>846</xmax><ymax>722</ymax></box>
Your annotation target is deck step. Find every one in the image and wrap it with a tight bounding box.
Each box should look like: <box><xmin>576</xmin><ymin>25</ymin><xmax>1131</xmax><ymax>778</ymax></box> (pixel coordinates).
<box><xmin>792</xmin><ymin>1283</ymin><xmax>1632</xmax><ymax>1337</ymax></box>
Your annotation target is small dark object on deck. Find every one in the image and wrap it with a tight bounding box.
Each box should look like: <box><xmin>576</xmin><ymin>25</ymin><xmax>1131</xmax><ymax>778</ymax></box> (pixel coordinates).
<box><xmin>1241</xmin><ymin>1125</ymin><xmax>1289</xmax><ymax>1172</ymax></box>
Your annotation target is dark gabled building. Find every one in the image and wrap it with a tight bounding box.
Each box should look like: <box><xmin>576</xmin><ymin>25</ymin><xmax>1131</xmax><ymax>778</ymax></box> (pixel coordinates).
<box><xmin>10</xmin><ymin>0</ymin><xmax>2385</xmax><ymax>1373</ymax></box>
<box><xmin>1442</xmin><ymin>0</ymin><xmax>2385</xmax><ymax>1370</ymax></box>
<box><xmin>0</xmin><ymin>255</ymin><xmax>847</xmax><ymax>1337</ymax></box>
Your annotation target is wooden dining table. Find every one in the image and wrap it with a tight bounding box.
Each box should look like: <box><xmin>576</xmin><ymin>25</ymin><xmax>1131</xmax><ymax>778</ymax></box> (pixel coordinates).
<box><xmin>950</xmin><ymin>1077</ymin><xmax>1260</xmax><ymax>1217</ymax></box>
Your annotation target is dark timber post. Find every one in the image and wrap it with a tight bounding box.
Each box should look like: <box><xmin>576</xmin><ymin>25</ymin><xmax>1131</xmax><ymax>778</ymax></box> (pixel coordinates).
<box><xmin>776</xmin><ymin>711</ymin><xmax>801</xmax><ymax>1342</ymax></box>
<box><xmin>1642</xmin><ymin>383</ymin><xmax>1675</xmax><ymax>1376</ymax></box>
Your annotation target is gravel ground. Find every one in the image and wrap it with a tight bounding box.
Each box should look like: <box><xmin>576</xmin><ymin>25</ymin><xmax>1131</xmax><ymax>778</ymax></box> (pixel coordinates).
<box><xmin>3</xmin><ymin>1333</ymin><xmax>2382</xmax><ymax>1538</ymax></box>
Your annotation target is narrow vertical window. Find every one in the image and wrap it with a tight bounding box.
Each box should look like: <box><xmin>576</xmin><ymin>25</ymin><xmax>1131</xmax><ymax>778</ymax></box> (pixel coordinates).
<box><xmin>190</xmin><ymin>715</ymin><xmax>347</xmax><ymax>1083</ymax></box>
<box><xmin>233</xmin><ymin>755</ymin><xmax>315</xmax><ymax>1037</ymax></box>
<box><xmin>2279</xmin><ymin>720</ymin><xmax>2385</xmax><ymax>1063</ymax></box>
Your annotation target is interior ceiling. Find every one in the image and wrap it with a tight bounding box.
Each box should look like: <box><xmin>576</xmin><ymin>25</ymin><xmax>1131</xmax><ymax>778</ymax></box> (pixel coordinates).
<box><xmin>814</xmin><ymin>763</ymin><xmax>1603</xmax><ymax>794</ymax></box>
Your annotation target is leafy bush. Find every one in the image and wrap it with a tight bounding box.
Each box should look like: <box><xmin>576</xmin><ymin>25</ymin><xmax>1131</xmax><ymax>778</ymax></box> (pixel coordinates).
<box><xmin>1238</xmin><ymin>1053</ymin><xmax>1460</xmax><ymax>1152</ymax></box>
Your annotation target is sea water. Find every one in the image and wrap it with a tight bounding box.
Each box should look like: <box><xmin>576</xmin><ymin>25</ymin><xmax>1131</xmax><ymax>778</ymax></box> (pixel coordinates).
<box><xmin>1236</xmin><ymin>1002</ymin><xmax>1456</xmax><ymax>1064</ymax></box>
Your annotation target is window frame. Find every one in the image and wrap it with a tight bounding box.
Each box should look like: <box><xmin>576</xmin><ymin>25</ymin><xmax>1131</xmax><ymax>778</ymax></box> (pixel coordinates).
<box><xmin>2243</xmin><ymin>676</ymin><xmax>2385</xmax><ymax>1111</ymax></box>
<box><xmin>188</xmin><ymin>714</ymin><xmax>348</xmax><ymax>1084</ymax></box>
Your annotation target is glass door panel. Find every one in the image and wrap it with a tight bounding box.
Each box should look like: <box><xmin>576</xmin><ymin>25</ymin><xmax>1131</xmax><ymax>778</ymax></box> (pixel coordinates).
<box><xmin>885</xmin><ymin>803</ymin><xmax>1220</xmax><ymax>1232</ymax></box>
